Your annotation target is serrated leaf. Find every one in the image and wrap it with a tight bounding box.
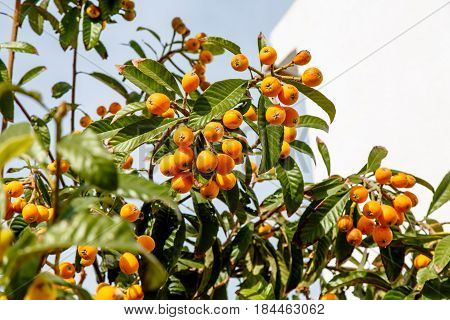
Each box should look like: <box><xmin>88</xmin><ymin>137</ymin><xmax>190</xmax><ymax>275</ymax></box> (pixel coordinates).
<box><xmin>188</xmin><ymin>79</ymin><xmax>247</xmax><ymax>130</ymax></box>
<box><xmin>297</xmin><ymin>115</ymin><xmax>329</xmax><ymax>132</ymax></box>
<box><xmin>88</xmin><ymin>72</ymin><xmax>128</xmax><ymax>98</ymax></box>
<box><xmin>316</xmin><ymin>137</ymin><xmax>331</xmax><ymax>176</ymax></box>
<box><xmin>88</xmin><ymin>115</ymin><xmax>142</xmax><ymax>140</ymax></box>
<box><xmin>276</xmin><ymin>157</ymin><xmax>304</xmax><ymax>216</ymax></box>
<box><xmin>120</xmin><ymin>65</ymin><xmax>173</xmax><ymax>98</ymax></box>
<box><xmin>285</xmin><ymin>80</ymin><xmax>336</xmax><ymax>123</ymax></box>
<box><xmin>428</xmin><ymin>171</ymin><xmax>450</xmax><ymax>216</ymax></box>
<box><xmin>294</xmin><ymin>191</ymin><xmax>350</xmax><ymax>247</ymax></box>
<box><xmin>203</xmin><ymin>36</ymin><xmax>241</xmax><ymax>55</ymax></box>
<box><xmin>51</xmin><ymin>81</ymin><xmax>71</xmax><ymax>98</ymax></box>
<box><xmin>18</xmin><ymin>65</ymin><xmax>46</xmax><ymax>86</ymax></box>
<box><xmin>257</xmin><ymin>95</ymin><xmax>283</xmax><ymax>174</ymax></box>
<box><xmin>111</xmin><ymin>102</ymin><xmax>146</xmax><ymax>123</ymax></box>
<box><xmin>433</xmin><ymin>235</ymin><xmax>450</xmax><ymax>273</ymax></box>
<box><xmin>59</xmin><ymin>130</ymin><xmax>118</xmax><ymax>190</ymax></box>
<box><xmin>290</xmin><ymin>140</ymin><xmax>316</xmax><ymax>164</ymax></box>
<box><xmin>0</xmin><ymin>41</ymin><xmax>38</xmax><ymax>54</ymax></box>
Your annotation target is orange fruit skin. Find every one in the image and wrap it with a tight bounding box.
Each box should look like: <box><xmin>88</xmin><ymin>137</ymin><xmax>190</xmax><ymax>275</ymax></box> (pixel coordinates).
<box><xmin>80</xmin><ymin>115</ymin><xmax>92</xmax><ymax>128</ymax></box>
<box><xmin>302</xmin><ymin>67</ymin><xmax>323</xmax><ymax>87</ymax></box>
<box><xmin>372</xmin><ymin>226</ymin><xmax>393</xmax><ymax>247</ymax></box>
<box><xmin>378</xmin><ymin>205</ymin><xmax>398</xmax><ymax>226</ymax></box>
<box><xmin>182</xmin><ymin>72</ymin><xmax>200</xmax><ymax>93</ymax></box>
<box><xmin>173</xmin><ymin>147</ymin><xmax>194</xmax><ymax>171</ymax></box>
<box><xmin>231</xmin><ymin>54</ymin><xmax>249</xmax><ymax>72</ymax></box>
<box><xmin>199</xmin><ymin>50</ymin><xmax>213</xmax><ymax>64</ymax></box>
<box><xmin>337</xmin><ymin>215</ymin><xmax>353</xmax><ymax>232</ymax></box>
<box><xmin>123</xmin><ymin>10</ymin><xmax>136</xmax><ymax>21</ymax></box>
<box><xmin>261</xmin><ymin>76</ymin><xmax>282</xmax><ymax>97</ymax></box>
<box><xmin>86</xmin><ymin>4</ymin><xmax>100</xmax><ymax>19</ymax></box>
<box><xmin>215</xmin><ymin>173</ymin><xmax>237</xmax><ymax>190</ymax></box>
<box><xmin>222</xmin><ymin>110</ymin><xmax>243</xmax><ymax>129</ymax></box>
<box><xmin>159</xmin><ymin>155</ymin><xmax>179</xmax><ymax>177</ymax></box>
<box><xmin>120</xmin><ymin>203</ymin><xmax>140</xmax><ymax>222</ymax></box>
<box><xmin>184</xmin><ymin>38</ymin><xmax>200</xmax><ymax>52</ymax></box>
<box><xmin>244</xmin><ymin>106</ymin><xmax>257</xmax><ymax>121</ymax></box>
<box><xmin>60</xmin><ymin>160</ymin><xmax>70</xmax><ymax>173</ymax></box>
<box><xmin>200</xmin><ymin>81</ymin><xmax>210</xmax><ymax>91</ymax></box>
<box><xmin>362</xmin><ymin>200</ymin><xmax>382</xmax><ymax>219</ymax></box>
<box><xmin>96</xmin><ymin>106</ymin><xmax>107</xmax><ymax>117</ymax></box>
<box><xmin>200</xmin><ymin>180</ymin><xmax>220</xmax><ymax>199</ymax></box>
<box><xmin>126</xmin><ymin>284</ymin><xmax>144</xmax><ymax>300</ymax></box>
<box><xmin>283</xmin><ymin>126</ymin><xmax>297</xmax><ymax>143</ymax></box>
<box><xmin>109</xmin><ymin>102</ymin><xmax>122</xmax><ymax>114</ymax></box>
<box><xmin>278</xmin><ymin>84</ymin><xmax>299</xmax><ymax>105</ymax></box>
<box><xmin>81</xmin><ymin>257</ymin><xmax>95</xmax><ymax>267</ymax></box>
<box><xmin>173</xmin><ymin>126</ymin><xmax>194</xmax><ymax>147</ymax></box>
<box><xmin>250</xmin><ymin>161</ymin><xmax>257</xmax><ymax>173</ymax></box>
<box><xmin>122</xmin><ymin>155</ymin><xmax>133</xmax><ymax>169</ymax></box>
<box><xmin>349</xmin><ymin>186</ymin><xmax>369</xmax><ymax>203</ymax></box>
<box><xmin>6</xmin><ymin>181</ymin><xmax>24</xmax><ymax>198</ymax></box>
<box><xmin>58</xmin><ymin>262</ymin><xmax>75</xmax><ymax>279</ymax></box>
<box><xmin>390</xmin><ymin>173</ymin><xmax>408</xmax><ymax>188</ymax></box>
<box><xmin>265</xmin><ymin>105</ymin><xmax>286</xmax><ymax>125</ymax></box>
<box><xmin>137</xmin><ymin>235</ymin><xmax>155</xmax><ymax>253</ymax></box>
<box><xmin>78</xmin><ymin>245</ymin><xmax>98</xmax><ymax>260</ymax></box>
<box><xmin>282</xmin><ymin>107</ymin><xmax>299</xmax><ymax>127</ymax></box>
<box><xmin>403</xmin><ymin>191</ymin><xmax>418</xmax><ymax>207</ymax></box>
<box><xmin>36</xmin><ymin>205</ymin><xmax>49</xmax><ymax>223</ymax></box>
<box><xmin>203</xmin><ymin>122</ymin><xmax>224</xmax><ymax>142</ymax></box>
<box><xmin>216</xmin><ymin>154</ymin><xmax>235</xmax><ymax>175</ymax></box>
<box><xmin>171</xmin><ymin>17</ymin><xmax>183</xmax><ymax>29</ymax></box>
<box><xmin>193</xmin><ymin>63</ymin><xmax>206</xmax><ymax>76</ymax></box>
<box><xmin>292</xmin><ymin>50</ymin><xmax>311</xmax><ymax>65</ymax></box>
<box><xmin>413</xmin><ymin>254</ymin><xmax>432</xmax><ymax>269</ymax></box>
<box><xmin>357</xmin><ymin>216</ymin><xmax>375</xmax><ymax>235</ymax></box>
<box><xmin>146</xmin><ymin>93</ymin><xmax>170</xmax><ymax>115</ymax></box>
<box><xmin>259</xmin><ymin>46</ymin><xmax>277</xmax><ymax>65</ymax></box>
<box><xmin>280</xmin><ymin>141</ymin><xmax>291</xmax><ymax>159</ymax></box>
<box><xmin>222</xmin><ymin>139</ymin><xmax>242</xmax><ymax>159</ymax></box>
<box><xmin>96</xmin><ymin>286</ymin><xmax>124</xmax><ymax>300</ymax></box>
<box><xmin>405</xmin><ymin>175</ymin><xmax>416</xmax><ymax>188</ymax></box>
<box><xmin>258</xmin><ymin>223</ymin><xmax>274</xmax><ymax>239</ymax></box>
<box><xmin>196</xmin><ymin>32</ymin><xmax>207</xmax><ymax>43</ymax></box>
<box><xmin>196</xmin><ymin>150</ymin><xmax>218</xmax><ymax>174</ymax></box>
<box><xmin>171</xmin><ymin>172</ymin><xmax>194</xmax><ymax>193</ymax></box>
<box><xmin>395</xmin><ymin>210</ymin><xmax>405</xmax><ymax>225</ymax></box>
<box><xmin>162</xmin><ymin>108</ymin><xmax>175</xmax><ymax>118</ymax></box>
<box><xmin>375</xmin><ymin>167</ymin><xmax>392</xmax><ymax>184</ymax></box>
<box><xmin>12</xmin><ymin>197</ymin><xmax>26</xmax><ymax>213</ymax></box>
<box><xmin>22</xmin><ymin>204</ymin><xmax>39</xmax><ymax>224</ymax></box>
<box><xmin>320</xmin><ymin>293</ymin><xmax>338</xmax><ymax>300</ymax></box>
<box><xmin>119</xmin><ymin>252</ymin><xmax>139</xmax><ymax>275</ymax></box>
<box><xmin>393</xmin><ymin>194</ymin><xmax>413</xmax><ymax>212</ymax></box>
<box><xmin>346</xmin><ymin>228</ymin><xmax>363</xmax><ymax>246</ymax></box>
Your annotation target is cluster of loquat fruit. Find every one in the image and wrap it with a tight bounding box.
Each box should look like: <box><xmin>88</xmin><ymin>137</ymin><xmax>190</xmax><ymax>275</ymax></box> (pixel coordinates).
<box><xmin>85</xmin><ymin>0</ymin><xmax>137</xmax><ymax>23</ymax></box>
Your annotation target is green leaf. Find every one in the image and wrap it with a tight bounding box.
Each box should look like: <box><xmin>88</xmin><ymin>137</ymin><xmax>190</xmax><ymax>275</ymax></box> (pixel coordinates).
<box><xmin>0</xmin><ymin>41</ymin><xmax>38</xmax><ymax>54</ymax></box>
<box><xmin>191</xmin><ymin>191</ymin><xmax>219</xmax><ymax>255</ymax></box>
<box><xmin>94</xmin><ymin>40</ymin><xmax>108</xmax><ymax>59</ymax></box>
<box><xmin>28</xmin><ymin>0</ymin><xmax>49</xmax><ymax>35</ymax></box>
<box><xmin>383</xmin><ymin>286</ymin><xmax>411</xmax><ymax>300</ymax></box>
<box><xmin>116</xmin><ymin>173</ymin><xmax>178</xmax><ymax>212</ymax></box>
<box><xmin>0</xmin><ymin>82</ymin><xmax>43</xmax><ymax>107</ymax></box>
<box><xmin>120</xmin><ymin>65</ymin><xmax>173</xmax><ymax>98</ymax></box>
<box><xmin>0</xmin><ymin>122</ymin><xmax>34</xmax><ymax>169</ymax></box>
<box><xmin>290</xmin><ymin>140</ymin><xmax>316</xmax><ymax>164</ymax></box>
<box><xmin>276</xmin><ymin>157</ymin><xmax>304</xmax><ymax>216</ymax></box>
<box><xmin>44</xmin><ymin>273</ymin><xmax>92</xmax><ymax>300</ymax></box>
<box><xmin>228</xmin><ymin>223</ymin><xmax>253</xmax><ymax>266</ymax></box>
<box><xmin>257</xmin><ymin>95</ymin><xmax>283</xmax><ymax>174</ymax></box>
<box><xmin>380</xmin><ymin>244</ymin><xmax>405</xmax><ymax>282</ymax></box>
<box><xmin>421</xmin><ymin>278</ymin><xmax>450</xmax><ymax>300</ymax></box>
<box><xmin>88</xmin><ymin>72</ymin><xmax>128</xmax><ymax>98</ymax></box>
<box><xmin>428</xmin><ymin>171</ymin><xmax>450</xmax><ymax>216</ymax></box>
<box><xmin>201</xmin><ymin>43</ymin><xmax>225</xmax><ymax>55</ymax></box>
<box><xmin>98</xmin><ymin>0</ymin><xmax>122</xmax><ymax>19</ymax></box>
<box><xmin>316</xmin><ymin>137</ymin><xmax>331</xmax><ymax>175</ymax></box>
<box><xmin>136</xmin><ymin>27</ymin><xmax>162</xmax><ymax>43</ymax></box>
<box><xmin>294</xmin><ymin>191</ymin><xmax>350</xmax><ymax>247</ymax></box>
<box><xmin>88</xmin><ymin>115</ymin><xmax>142</xmax><ymax>140</ymax></box>
<box><xmin>365</xmin><ymin>146</ymin><xmax>388</xmax><ymax>173</ymax></box>
<box><xmin>257</xmin><ymin>33</ymin><xmax>267</xmax><ymax>67</ymax></box>
<box><xmin>203</xmin><ymin>36</ymin><xmax>241</xmax><ymax>55</ymax></box>
<box><xmin>132</xmin><ymin>59</ymin><xmax>182</xmax><ymax>97</ymax></box>
<box><xmin>335</xmin><ymin>231</ymin><xmax>354</xmax><ymax>265</ymax></box>
<box><xmin>0</xmin><ymin>59</ymin><xmax>13</xmax><ymax>121</ymax></box>
<box><xmin>390</xmin><ymin>169</ymin><xmax>435</xmax><ymax>193</ymax></box>
<box><xmin>327</xmin><ymin>271</ymin><xmax>391</xmax><ymax>291</ymax></box>
<box><xmin>18</xmin><ymin>66</ymin><xmax>46</xmax><ymax>86</ymax></box>
<box><xmin>285</xmin><ymin>80</ymin><xmax>336</xmax><ymax>123</ymax></box>
<box><xmin>82</xmin><ymin>5</ymin><xmax>102</xmax><ymax>50</ymax></box>
<box><xmin>306</xmin><ymin>176</ymin><xmax>346</xmax><ymax>200</ymax></box>
<box><xmin>237</xmin><ymin>275</ymin><xmax>274</xmax><ymax>300</ymax></box>
<box><xmin>110</xmin><ymin>117</ymin><xmax>181</xmax><ymax>153</ymax></box>
<box><xmin>51</xmin><ymin>81</ymin><xmax>71</xmax><ymax>98</ymax></box>
<box><xmin>59</xmin><ymin>130</ymin><xmax>118</xmax><ymax>190</ymax></box>
<box><xmin>111</xmin><ymin>102</ymin><xmax>146</xmax><ymax>123</ymax></box>
<box><xmin>125</xmin><ymin>40</ymin><xmax>146</xmax><ymax>58</ymax></box>
<box><xmin>297</xmin><ymin>115</ymin><xmax>329</xmax><ymax>132</ymax></box>
<box><xmin>188</xmin><ymin>79</ymin><xmax>247</xmax><ymax>130</ymax></box>
<box><xmin>59</xmin><ymin>7</ymin><xmax>80</xmax><ymax>50</ymax></box>
<box><xmin>433</xmin><ymin>235</ymin><xmax>450</xmax><ymax>274</ymax></box>
<box><xmin>416</xmin><ymin>264</ymin><xmax>438</xmax><ymax>285</ymax></box>
<box><xmin>285</xmin><ymin>243</ymin><xmax>303</xmax><ymax>293</ymax></box>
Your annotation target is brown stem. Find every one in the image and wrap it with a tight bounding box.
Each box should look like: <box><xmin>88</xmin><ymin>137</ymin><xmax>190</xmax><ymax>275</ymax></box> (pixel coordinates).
<box><xmin>248</xmin><ymin>66</ymin><xmax>264</xmax><ymax>78</ymax></box>
<box><xmin>52</xmin><ymin>103</ymin><xmax>67</xmax><ymax>223</ymax></box>
<box><xmin>7</xmin><ymin>0</ymin><xmax>20</xmax><ymax>80</ymax></box>
<box><xmin>70</xmin><ymin>47</ymin><xmax>78</xmax><ymax>132</ymax></box>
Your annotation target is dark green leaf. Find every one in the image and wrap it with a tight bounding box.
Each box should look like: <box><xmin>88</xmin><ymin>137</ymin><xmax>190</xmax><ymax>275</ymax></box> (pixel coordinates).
<box><xmin>82</xmin><ymin>5</ymin><xmax>102</xmax><ymax>50</ymax></box>
<box><xmin>88</xmin><ymin>115</ymin><xmax>142</xmax><ymax>140</ymax></box>
<box><xmin>297</xmin><ymin>115</ymin><xmax>329</xmax><ymax>132</ymax></box>
<box><xmin>290</xmin><ymin>140</ymin><xmax>316</xmax><ymax>164</ymax></box>
<box><xmin>0</xmin><ymin>59</ymin><xmax>13</xmax><ymax>121</ymax></box>
<box><xmin>433</xmin><ymin>235</ymin><xmax>450</xmax><ymax>274</ymax></box>
<box><xmin>380</xmin><ymin>244</ymin><xmax>405</xmax><ymax>282</ymax></box>
<box><xmin>276</xmin><ymin>157</ymin><xmax>304</xmax><ymax>216</ymax></box>
<box><xmin>111</xmin><ymin>102</ymin><xmax>146</xmax><ymax>123</ymax></box>
<box><xmin>125</xmin><ymin>40</ymin><xmax>146</xmax><ymax>58</ymax></box>
<box><xmin>88</xmin><ymin>72</ymin><xmax>128</xmax><ymax>98</ymax></box>
<box><xmin>203</xmin><ymin>36</ymin><xmax>241</xmax><ymax>55</ymax></box>
<box><xmin>365</xmin><ymin>146</ymin><xmax>388</xmax><ymax>173</ymax></box>
<box><xmin>316</xmin><ymin>137</ymin><xmax>331</xmax><ymax>176</ymax></box>
<box><xmin>327</xmin><ymin>271</ymin><xmax>391</xmax><ymax>291</ymax></box>
<box><xmin>0</xmin><ymin>122</ymin><xmax>34</xmax><ymax>168</ymax></box>
<box><xmin>120</xmin><ymin>65</ymin><xmax>173</xmax><ymax>98</ymax></box>
<box><xmin>94</xmin><ymin>41</ymin><xmax>108</xmax><ymax>59</ymax></box>
<box><xmin>18</xmin><ymin>66</ymin><xmax>46</xmax><ymax>86</ymax></box>
<box><xmin>59</xmin><ymin>7</ymin><xmax>80</xmax><ymax>50</ymax></box>
<box><xmin>335</xmin><ymin>231</ymin><xmax>354</xmax><ymax>265</ymax></box>
<box><xmin>191</xmin><ymin>191</ymin><xmax>219</xmax><ymax>255</ymax></box>
<box><xmin>51</xmin><ymin>81</ymin><xmax>71</xmax><ymax>98</ymax></box>
<box><xmin>428</xmin><ymin>171</ymin><xmax>450</xmax><ymax>216</ymax></box>
<box><xmin>237</xmin><ymin>275</ymin><xmax>274</xmax><ymax>300</ymax></box>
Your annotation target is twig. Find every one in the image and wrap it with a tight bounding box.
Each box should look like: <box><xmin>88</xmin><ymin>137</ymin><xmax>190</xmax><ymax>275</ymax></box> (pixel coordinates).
<box><xmin>70</xmin><ymin>47</ymin><xmax>78</xmax><ymax>132</ymax></box>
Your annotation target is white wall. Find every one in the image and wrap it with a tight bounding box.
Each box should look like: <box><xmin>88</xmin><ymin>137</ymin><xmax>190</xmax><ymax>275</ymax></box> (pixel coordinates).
<box><xmin>270</xmin><ymin>0</ymin><xmax>450</xmax><ymax>222</ymax></box>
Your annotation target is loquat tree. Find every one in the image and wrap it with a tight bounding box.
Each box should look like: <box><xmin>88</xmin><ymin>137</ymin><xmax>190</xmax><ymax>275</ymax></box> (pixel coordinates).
<box><xmin>0</xmin><ymin>1</ymin><xmax>449</xmax><ymax>300</ymax></box>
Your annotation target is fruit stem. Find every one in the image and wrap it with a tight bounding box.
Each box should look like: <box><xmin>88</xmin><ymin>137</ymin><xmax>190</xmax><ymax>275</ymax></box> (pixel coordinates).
<box><xmin>274</xmin><ymin>61</ymin><xmax>294</xmax><ymax>74</ymax></box>
<box><xmin>248</xmin><ymin>66</ymin><xmax>264</xmax><ymax>77</ymax></box>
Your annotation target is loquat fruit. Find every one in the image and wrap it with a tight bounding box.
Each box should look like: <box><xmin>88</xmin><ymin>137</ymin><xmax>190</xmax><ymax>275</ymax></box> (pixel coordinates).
<box><xmin>258</xmin><ymin>223</ymin><xmax>274</xmax><ymax>239</ymax></box>
<box><xmin>200</xmin><ymin>81</ymin><xmax>210</xmax><ymax>91</ymax></box>
<box><xmin>184</xmin><ymin>38</ymin><xmax>200</xmax><ymax>52</ymax></box>
<box><xmin>390</xmin><ymin>173</ymin><xmax>408</xmax><ymax>188</ymax></box>
<box><xmin>203</xmin><ymin>122</ymin><xmax>224</xmax><ymax>142</ymax></box>
<box><xmin>96</xmin><ymin>285</ymin><xmax>124</xmax><ymax>300</ymax></box>
<box><xmin>119</xmin><ymin>252</ymin><xmax>139</xmax><ymax>275</ymax></box>
<box><xmin>231</xmin><ymin>54</ymin><xmax>249</xmax><ymax>72</ymax></box>
<box><xmin>357</xmin><ymin>216</ymin><xmax>375</xmax><ymax>235</ymax></box>
<box><xmin>126</xmin><ymin>284</ymin><xmax>144</xmax><ymax>300</ymax></box>
<box><xmin>320</xmin><ymin>293</ymin><xmax>338</xmax><ymax>300</ymax></box>
<box><xmin>259</xmin><ymin>46</ymin><xmax>277</xmax><ymax>65</ymax></box>
<box><xmin>375</xmin><ymin>167</ymin><xmax>392</xmax><ymax>184</ymax></box>
<box><xmin>292</xmin><ymin>50</ymin><xmax>311</xmax><ymax>66</ymax></box>
<box><xmin>123</xmin><ymin>10</ymin><xmax>136</xmax><ymax>21</ymax></box>
<box><xmin>337</xmin><ymin>215</ymin><xmax>353</xmax><ymax>232</ymax></box>
<box><xmin>413</xmin><ymin>254</ymin><xmax>431</xmax><ymax>269</ymax></box>
<box><xmin>80</xmin><ymin>115</ymin><xmax>92</xmax><ymax>128</ymax></box>
<box><xmin>260</xmin><ymin>76</ymin><xmax>282</xmax><ymax>97</ymax></box>
<box><xmin>109</xmin><ymin>102</ymin><xmax>122</xmax><ymax>114</ymax></box>
<box><xmin>6</xmin><ymin>181</ymin><xmax>24</xmax><ymax>197</ymax></box>
<box><xmin>96</xmin><ymin>105</ymin><xmax>107</xmax><ymax>117</ymax></box>
<box><xmin>278</xmin><ymin>84</ymin><xmax>299</xmax><ymax>105</ymax></box>
<box><xmin>173</xmin><ymin>147</ymin><xmax>194</xmax><ymax>171</ymax></box>
<box><xmin>196</xmin><ymin>150</ymin><xmax>218</xmax><ymax>174</ymax></box>
<box><xmin>25</xmin><ymin>275</ymin><xmax>56</xmax><ymax>300</ymax></box>
<box><xmin>22</xmin><ymin>204</ymin><xmax>39</xmax><ymax>224</ymax></box>
<box><xmin>182</xmin><ymin>72</ymin><xmax>200</xmax><ymax>93</ymax></box>
<box><xmin>200</xmin><ymin>179</ymin><xmax>220</xmax><ymax>199</ymax></box>
<box><xmin>122</xmin><ymin>155</ymin><xmax>133</xmax><ymax>169</ymax></box>
<box><xmin>81</xmin><ymin>257</ymin><xmax>95</xmax><ymax>267</ymax></box>
<box><xmin>283</xmin><ymin>126</ymin><xmax>297</xmax><ymax>143</ymax></box>
<box><xmin>280</xmin><ymin>141</ymin><xmax>291</xmax><ymax>159</ymax></box>
<box><xmin>173</xmin><ymin>126</ymin><xmax>194</xmax><ymax>147</ymax></box>
<box><xmin>78</xmin><ymin>245</ymin><xmax>98</xmax><ymax>260</ymax></box>
<box><xmin>146</xmin><ymin>93</ymin><xmax>170</xmax><ymax>115</ymax></box>
<box><xmin>193</xmin><ymin>63</ymin><xmax>206</xmax><ymax>75</ymax></box>
<box><xmin>377</xmin><ymin>205</ymin><xmax>398</xmax><ymax>226</ymax></box>
<box><xmin>12</xmin><ymin>197</ymin><xmax>26</xmax><ymax>213</ymax></box>
<box><xmin>346</xmin><ymin>228</ymin><xmax>363</xmax><ymax>246</ymax></box>
<box><xmin>195</xmin><ymin>32</ymin><xmax>207</xmax><ymax>43</ymax></box>
<box><xmin>403</xmin><ymin>191</ymin><xmax>418</xmax><ymax>207</ymax></box>
<box><xmin>393</xmin><ymin>194</ymin><xmax>412</xmax><ymax>212</ymax></box>
<box><xmin>159</xmin><ymin>155</ymin><xmax>179</xmax><ymax>176</ymax></box>
<box><xmin>137</xmin><ymin>235</ymin><xmax>155</xmax><ymax>253</ymax></box>
<box><xmin>162</xmin><ymin>108</ymin><xmax>175</xmax><ymax>118</ymax></box>
<box><xmin>199</xmin><ymin>50</ymin><xmax>213</xmax><ymax>64</ymax></box>
<box><xmin>396</xmin><ymin>210</ymin><xmax>405</xmax><ymax>225</ymax></box>
<box><xmin>171</xmin><ymin>172</ymin><xmax>194</xmax><ymax>193</ymax></box>
<box><xmin>282</xmin><ymin>107</ymin><xmax>300</xmax><ymax>127</ymax></box>
<box><xmin>221</xmin><ymin>139</ymin><xmax>242</xmax><ymax>159</ymax></box>
<box><xmin>362</xmin><ymin>200</ymin><xmax>382</xmax><ymax>219</ymax></box>
<box><xmin>405</xmin><ymin>175</ymin><xmax>416</xmax><ymax>188</ymax></box>
<box><xmin>222</xmin><ymin>109</ymin><xmax>243</xmax><ymax>129</ymax></box>
<box><xmin>349</xmin><ymin>186</ymin><xmax>369</xmax><ymax>203</ymax></box>
<box><xmin>216</xmin><ymin>154</ymin><xmax>235</xmax><ymax>175</ymax></box>
<box><xmin>302</xmin><ymin>67</ymin><xmax>323</xmax><ymax>87</ymax></box>
<box><xmin>215</xmin><ymin>173</ymin><xmax>237</xmax><ymax>190</ymax></box>
<box><xmin>244</xmin><ymin>106</ymin><xmax>257</xmax><ymax>121</ymax></box>
<box><xmin>36</xmin><ymin>205</ymin><xmax>49</xmax><ymax>223</ymax></box>
<box><xmin>86</xmin><ymin>4</ymin><xmax>101</xmax><ymax>19</ymax></box>
<box><xmin>372</xmin><ymin>225</ymin><xmax>393</xmax><ymax>247</ymax></box>
<box><xmin>120</xmin><ymin>203</ymin><xmax>140</xmax><ymax>222</ymax></box>
<box><xmin>58</xmin><ymin>262</ymin><xmax>75</xmax><ymax>279</ymax></box>
<box><xmin>265</xmin><ymin>105</ymin><xmax>286</xmax><ymax>125</ymax></box>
